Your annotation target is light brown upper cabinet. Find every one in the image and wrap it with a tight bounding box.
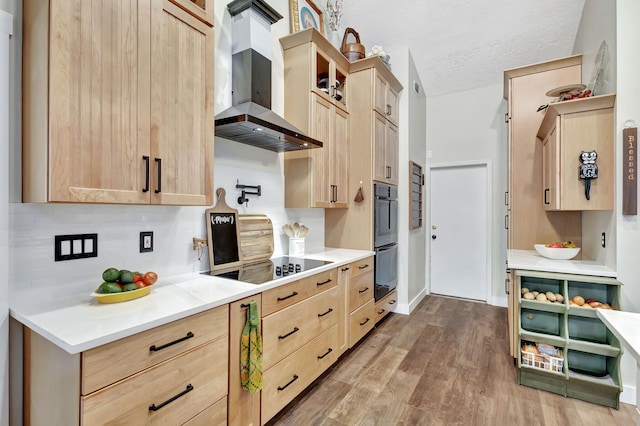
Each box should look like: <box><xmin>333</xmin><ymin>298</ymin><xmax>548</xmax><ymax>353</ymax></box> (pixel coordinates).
<box><xmin>280</xmin><ymin>28</ymin><xmax>350</xmax><ymax>209</ymax></box>
<box><xmin>374</xmin><ymin>71</ymin><xmax>399</xmax><ymax>126</ymax></box>
<box><xmin>23</xmin><ymin>0</ymin><xmax>214</xmax><ymax>205</ymax></box>
<box><xmin>373</xmin><ymin>112</ymin><xmax>399</xmax><ymax>185</ymax></box>
<box><xmin>537</xmin><ymin>94</ymin><xmax>615</xmax><ymax>211</ymax></box>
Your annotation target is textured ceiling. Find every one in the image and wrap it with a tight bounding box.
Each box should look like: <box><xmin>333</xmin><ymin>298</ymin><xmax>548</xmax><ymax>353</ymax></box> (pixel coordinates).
<box><xmin>338</xmin><ymin>0</ymin><xmax>586</xmax><ymax>96</ymax></box>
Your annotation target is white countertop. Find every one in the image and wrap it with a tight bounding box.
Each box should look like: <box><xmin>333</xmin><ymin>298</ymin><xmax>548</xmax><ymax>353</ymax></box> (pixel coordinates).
<box><xmin>597</xmin><ymin>309</ymin><xmax>640</xmax><ymax>363</ymax></box>
<box><xmin>10</xmin><ymin>248</ymin><xmax>373</xmax><ymax>354</ymax></box>
<box><xmin>508</xmin><ymin>249</ymin><xmax>616</xmax><ymax>277</ymax></box>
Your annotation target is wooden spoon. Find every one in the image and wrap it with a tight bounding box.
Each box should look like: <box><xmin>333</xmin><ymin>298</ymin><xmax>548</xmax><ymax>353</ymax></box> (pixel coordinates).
<box><xmin>292</xmin><ymin>222</ymin><xmax>300</xmax><ymax>238</ymax></box>
<box><xmin>283</xmin><ymin>224</ymin><xmax>293</xmax><ymax>237</ymax></box>
<box><xmin>299</xmin><ymin>225</ymin><xmax>309</xmax><ymax>238</ymax></box>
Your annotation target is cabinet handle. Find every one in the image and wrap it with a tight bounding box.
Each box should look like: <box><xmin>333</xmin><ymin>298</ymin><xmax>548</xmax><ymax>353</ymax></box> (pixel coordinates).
<box><xmin>386</xmin><ymin>104</ymin><xmax>391</xmax><ymax>116</ymax></box>
<box><xmin>378</xmin><ymin>309</ymin><xmax>385</xmax><ymax>315</ymax></box>
<box><xmin>149</xmin><ymin>331</ymin><xmax>194</xmax><ymax>352</ymax></box>
<box><xmin>334</xmin><ymin>185</ymin><xmax>338</xmax><ymax>202</ymax></box>
<box><xmin>504</xmin><ymin>214</ymin><xmax>509</xmax><ymax>230</ymax></box>
<box><xmin>278</xmin><ymin>326</ymin><xmax>300</xmax><ymax>340</ymax></box>
<box><xmin>544</xmin><ymin>188</ymin><xmax>549</xmax><ymax>205</ymax></box>
<box><xmin>317</xmin><ymin>278</ymin><xmax>332</xmax><ymax>287</ymax></box>
<box><xmin>504</xmin><ymin>191</ymin><xmax>508</xmax><ymax>206</ymax></box>
<box><xmin>389</xmin><ymin>299</ymin><xmax>396</xmax><ymax>305</ymax></box>
<box><xmin>386</xmin><ymin>166</ymin><xmax>391</xmax><ymax>179</ymax></box>
<box><xmin>359</xmin><ymin>317</ymin><xmax>370</xmax><ymax>326</ymax></box>
<box><xmin>277</xmin><ymin>291</ymin><xmax>298</xmax><ymax>301</ymax></box>
<box><xmin>318</xmin><ymin>308</ymin><xmax>334</xmax><ymax>317</ymax></box>
<box><xmin>504</xmin><ymin>112</ymin><xmax>510</xmax><ymax>123</ymax></box>
<box><xmin>358</xmin><ymin>287</ymin><xmax>369</xmax><ymax>294</ymax></box>
<box><xmin>359</xmin><ymin>264</ymin><xmax>369</xmax><ymax>270</ymax></box>
<box><xmin>142</xmin><ymin>156</ymin><xmax>150</xmax><ymax>192</ymax></box>
<box><xmin>317</xmin><ymin>348</ymin><xmax>333</xmax><ymax>359</ymax></box>
<box><xmin>277</xmin><ymin>375</ymin><xmax>299</xmax><ymax>391</ymax></box>
<box><xmin>505</xmin><ymin>278</ymin><xmax>510</xmax><ymax>295</ymax></box>
<box><xmin>154</xmin><ymin>158</ymin><xmax>162</xmax><ymax>194</ymax></box>
<box><xmin>149</xmin><ymin>384</ymin><xmax>193</xmax><ymax>411</ymax></box>
<box><xmin>341</xmin><ymin>266</ymin><xmax>350</xmax><ymax>272</ymax></box>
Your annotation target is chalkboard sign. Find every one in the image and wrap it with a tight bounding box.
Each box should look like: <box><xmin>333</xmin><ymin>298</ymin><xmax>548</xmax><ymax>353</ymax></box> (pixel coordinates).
<box><xmin>206</xmin><ymin>188</ymin><xmax>243</xmax><ymax>271</ymax></box>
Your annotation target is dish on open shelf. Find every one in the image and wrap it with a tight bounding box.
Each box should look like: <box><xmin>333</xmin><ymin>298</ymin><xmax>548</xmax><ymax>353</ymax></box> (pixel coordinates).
<box><xmin>534</xmin><ymin>244</ymin><xmax>581</xmax><ymax>260</ymax></box>
<box><xmin>91</xmin><ymin>285</ymin><xmax>153</xmax><ymax>304</ymax></box>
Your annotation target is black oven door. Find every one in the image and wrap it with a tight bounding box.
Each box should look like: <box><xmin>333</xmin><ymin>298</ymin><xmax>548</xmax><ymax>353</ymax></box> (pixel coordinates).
<box><xmin>374</xmin><ymin>196</ymin><xmax>398</xmax><ymax>248</ymax></box>
<box><xmin>375</xmin><ymin>244</ymin><xmax>398</xmax><ymax>301</ymax></box>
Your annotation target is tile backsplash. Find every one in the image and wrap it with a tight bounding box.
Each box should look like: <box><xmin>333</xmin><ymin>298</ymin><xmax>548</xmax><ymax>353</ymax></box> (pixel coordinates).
<box><xmin>8</xmin><ymin>139</ymin><xmax>324</xmax><ymax>298</ymax></box>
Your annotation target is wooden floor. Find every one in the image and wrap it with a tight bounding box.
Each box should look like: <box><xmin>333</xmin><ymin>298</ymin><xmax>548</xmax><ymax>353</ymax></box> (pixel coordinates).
<box><xmin>268</xmin><ymin>295</ymin><xmax>638</xmax><ymax>426</ymax></box>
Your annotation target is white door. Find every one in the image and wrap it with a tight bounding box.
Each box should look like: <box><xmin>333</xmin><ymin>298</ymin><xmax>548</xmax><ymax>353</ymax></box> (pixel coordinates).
<box><xmin>430</xmin><ymin>164</ymin><xmax>489</xmax><ymax>301</ymax></box>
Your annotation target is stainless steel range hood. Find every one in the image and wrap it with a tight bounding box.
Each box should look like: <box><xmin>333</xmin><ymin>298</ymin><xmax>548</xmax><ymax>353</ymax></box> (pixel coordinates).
<box><xmin>215</xmin><ymin>0</ymin><xmax>323</xmax><ymax>152</ymax></box>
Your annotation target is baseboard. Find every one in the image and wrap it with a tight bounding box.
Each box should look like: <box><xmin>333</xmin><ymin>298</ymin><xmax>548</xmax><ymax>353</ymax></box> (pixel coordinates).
<box><xmin>621</xmin><ymin>384</ymin><xmax>636</xmax><ymax>406</ymax></box>
<box><xmin>492</xmin><ymin>295</ymin><xmax>508</xmax><ymax>308</ymax></box>
<box><xmin>393</xmin><ymin>288</ymin><xmax>427</xmax><ymax>315</ymax></box>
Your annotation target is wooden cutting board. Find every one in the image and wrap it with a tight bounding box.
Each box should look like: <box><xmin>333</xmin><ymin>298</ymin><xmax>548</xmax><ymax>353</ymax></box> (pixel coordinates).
<box><xmin>237</xmin><ymin>214</ymin><xmax>274</xmax><ymax>264</ymax></box>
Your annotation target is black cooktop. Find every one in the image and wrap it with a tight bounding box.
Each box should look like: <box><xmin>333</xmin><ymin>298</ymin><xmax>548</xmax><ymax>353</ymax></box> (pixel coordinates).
<box><xmin>202</xmin><ymin>256</ymin><xmax>332</xmax><ymax>285</ymax></box>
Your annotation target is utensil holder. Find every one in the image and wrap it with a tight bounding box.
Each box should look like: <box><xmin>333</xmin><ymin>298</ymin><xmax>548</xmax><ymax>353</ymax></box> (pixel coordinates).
<box><xmin>289</xmin><ymin>238</ymin><xmax>305</xmax><ymax>257</ymax></box>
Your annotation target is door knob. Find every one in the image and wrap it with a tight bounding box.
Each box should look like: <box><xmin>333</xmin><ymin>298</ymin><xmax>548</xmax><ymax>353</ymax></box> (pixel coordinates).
<box><xmin>432</xmin><ymin>235</ymin><xmax>437</xmax><ymax>240</ymax></box>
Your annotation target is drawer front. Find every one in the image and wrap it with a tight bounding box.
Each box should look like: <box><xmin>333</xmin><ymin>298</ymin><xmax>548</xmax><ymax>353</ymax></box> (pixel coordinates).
<box><xmin>348</xmin><ymin>269</ymin><xmax>374</xmax><ymax>312</ymax></box>
<box><xmin>262</xmin><ymin>325</ymin><xmax>338</xmax><ymax>423</ymax></box>
<box><xmin>82</xmin><ymin>305</ymin><xmax>228</xmax><ymax>394</ymax></box>
<box><xmin>263</xmin><ymin>286</ymin><xmax>339</xmax><ymax>369</ymax></box>
<box><xmin>375</xmin><ymin>289</ymin><xmax>397</xmax><ymax>323</ymax></box>
<box><xmin>183</xmin><ymin>396</ymin><xmax>227</xmax><ymax>426</ymax></box>
<box><xmin>349</xmin><ymin>256</ymin><xmax>374</xmax><ymax>279</ymax></box>
<box><xmin>262</xmin><ymin>268</ymin><xmax>336</xmax><ymax>316</ymax></box>
<box><xmin>82</xmin><ymin>338</ymin><xmax>228</xmax><ymax>425</ymax></box>
<box><xmin>349</xmin><ymin>299</ymin><xmax>375</xmax><ymax>347</ymax></box>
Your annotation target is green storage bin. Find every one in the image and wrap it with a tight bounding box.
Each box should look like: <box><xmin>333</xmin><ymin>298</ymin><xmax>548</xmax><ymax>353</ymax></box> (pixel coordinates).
<box><xmin>568</xmin><ymin>315</ymin><xmax>607</xmax><ymax>343</ymax></box>
<box><xmin>520</xmin><ymin>276</ymin><xmax>563</xmax><ymax>296</ymax></box>
<box><xmin>567</xmin><ymin>349</ymin><xmax>609</xmax><ymax>377</ymax></box>
<box><xmin>567</xmin><ymin>280</ymin><xmax>619</xmax><ymax>308</ymax></box>
<box><xmin>521</xmin><ymin>308</ymin><xmax>562</xmax><ymax>336</ymax></box>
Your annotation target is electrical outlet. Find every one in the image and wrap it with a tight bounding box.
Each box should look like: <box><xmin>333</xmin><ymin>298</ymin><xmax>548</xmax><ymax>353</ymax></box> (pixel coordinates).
<box><xmin>140</xmin><ymin>231</ymin><xmax>154</xmax><ymax>253</ymax></box>
<box><xmin>55</xmin><ymin>234</ymin><xmax>98</xmax><ymax>261</ymax></box>
<box><xmin>601</xmin><ymin>232</ymin><xmax>606</xmax><ymax>248</ymax></box>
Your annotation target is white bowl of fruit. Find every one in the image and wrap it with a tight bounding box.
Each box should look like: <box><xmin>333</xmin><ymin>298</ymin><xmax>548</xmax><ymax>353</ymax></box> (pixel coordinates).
<box><xmin>534</xmin><ymin>241</ymin><xmax>581</xmax><ymax>260</ymax></box>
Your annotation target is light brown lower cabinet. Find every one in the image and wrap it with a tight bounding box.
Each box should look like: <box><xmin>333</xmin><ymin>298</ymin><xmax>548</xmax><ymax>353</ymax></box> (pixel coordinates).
<box><xmin>261</xmin><ymin>325</ymin><xmax>339</xmax><ymax>423</ymax></box>
<box><xmin>24</xmin><ymin>306</ymin><xmax>229</xmax><ymax>426</ymax></box>
<box><xmin>349</xmin><ymin>299</ymin><xmax>376</xmax><ymax>347</ymax></box>
<box><xmin>375</xmin><ymin>289</ymin><xmax>397</xmax><ymax>324</ymax></box>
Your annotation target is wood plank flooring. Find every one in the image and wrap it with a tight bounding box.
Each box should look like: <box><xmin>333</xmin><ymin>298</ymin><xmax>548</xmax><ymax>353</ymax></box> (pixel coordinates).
<box><xmin>267</xmin><ymin>295</ymin><xmax>638</xmax><ymax>426</ymax></box>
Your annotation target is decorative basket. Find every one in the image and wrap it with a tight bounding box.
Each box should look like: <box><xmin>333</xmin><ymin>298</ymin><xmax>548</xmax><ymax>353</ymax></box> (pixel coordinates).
<box><xmin>521</xmin><ymin>349</ymin><xmax>564</xmax><ymax>373</ymax></box>
<box><xmin>340</xmin><ymin>27</ymin><xmax>365</xmax><ymax>62</ymax></box>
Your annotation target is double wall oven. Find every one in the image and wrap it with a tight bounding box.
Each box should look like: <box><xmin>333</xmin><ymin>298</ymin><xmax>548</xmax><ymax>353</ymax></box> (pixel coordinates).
<box><xmin>374</xmin><ymin>183</ymin><xmax>398</xmax><ymax>301</ymax></box>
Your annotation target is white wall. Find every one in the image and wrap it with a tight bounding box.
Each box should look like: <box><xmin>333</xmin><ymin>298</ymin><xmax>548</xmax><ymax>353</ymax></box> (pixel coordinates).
<box><xmin>393</xmin><ymin>48</ymin><xmax>428</xmax><ymax>311</ymax></box>
<box><xmin>0</xmin><ymin>9</ymin><xmax>12</xmax><ymax>426</ymax></box>
<box><xmin>426</xmin><ymin>83</ymin><xmax>508</xmax><ymax>306</ymax></box>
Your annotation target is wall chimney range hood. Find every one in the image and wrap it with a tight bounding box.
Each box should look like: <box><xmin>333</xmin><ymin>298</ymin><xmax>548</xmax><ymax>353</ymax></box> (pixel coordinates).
<box><xmin>214</xmin><ymin>0</ymin><xmax>323</xmax><ymax>152</ymax></box>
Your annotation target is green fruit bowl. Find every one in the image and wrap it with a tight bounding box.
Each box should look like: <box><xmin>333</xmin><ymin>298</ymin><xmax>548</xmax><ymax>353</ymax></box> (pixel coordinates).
<box><xmin>534</xmin><ymin>244</ymin><xmax>581</xmax><ymax>260</ymax></box>
<box><xmin>91</xmin><ymin>285</ymin><xmax>153</xmax><ymax>304</ymax></box>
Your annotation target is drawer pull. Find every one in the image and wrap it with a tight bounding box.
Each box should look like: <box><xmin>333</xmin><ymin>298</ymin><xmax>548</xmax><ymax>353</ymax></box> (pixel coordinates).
<box><xmin>317</xmin><ymin>278</ymin><xmax>332</xmax><ymax>287</ymax></box>
<box><xmin>277</xmin><ymin>374</ymin><xmax>299</xmax><ymax>391</ymax></box>
<box><xmin>318</xmin><ymin>308</ymin><xmax>334</xmax><ymax>317</ymax></box>
<box><xmin>378</xmin><ymin>309</ymin><xmax>385</xmax><ymax>315</ymax></box>
<box><xmin>358</xmin><ymin>264</ymin><xmax>369</xmax><ymax>269</ymax></box>
<box><xmin>317</xmin><ymin>348</ymin><xmax>333</xmax><ymax>359</ymax></box>
<box><xmin>359</xmin><ymin>317</ymin><xmax>370</xmax><ymax>326</ymax></box>
<box><xmin>148</xmin><ymin>383</ymin><xmax>193</xmax><ymax>412</ymax></box>
<box><xmin>277</xmin><ymin>291</ymin><xmax>299</xmax><ymax>301</ymax></box>
<box><xmin>149</xmin><ymin>331</ymin><xmax>194</xmax><ymax>352</ymax></box>
<box><xmin>278</xmin><ymin>327</ymin><xmax>300</xmax><ymax>340</ymax></box>
<box><xmin>341</xmin><ymin>267</ymin><xmax>350</xmax><ymax>272</ymax></box>
<box><xmin>142</xmin><ymin>156</ymin><xmax>150</xmax><ymax>192</ymax></box>
<box><xmin>389</xmin><ymin>300</ymin><xmax>396</xmax><ymax>305</ymax></box>
<box><xmin>358</xmin><ymin>287</ymin><xmax>369</xmax><ymax>294</ymax></box>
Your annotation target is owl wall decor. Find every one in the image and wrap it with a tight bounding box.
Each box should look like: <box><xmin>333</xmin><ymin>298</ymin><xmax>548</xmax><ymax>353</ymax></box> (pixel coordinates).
<box><xmin>579</xmin><ymin>150</ymin><xmax>598</xmax><ymax>200</ymax></box>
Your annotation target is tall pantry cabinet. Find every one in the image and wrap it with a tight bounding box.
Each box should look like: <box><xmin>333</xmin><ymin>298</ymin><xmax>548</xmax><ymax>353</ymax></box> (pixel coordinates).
<box><xmin>325</xmin><ymin>57</ymin><xmax>402</xmax><ymax>250</ymax></box>
<box><xmin>22</xmin><ymin>0</ymin><xmax>215</xmax><ymax>205</ymax></box>
<box><xmin>503</xmin><ymin>55</ymin><xmax>582</xmax><ymax>357</ymax></box>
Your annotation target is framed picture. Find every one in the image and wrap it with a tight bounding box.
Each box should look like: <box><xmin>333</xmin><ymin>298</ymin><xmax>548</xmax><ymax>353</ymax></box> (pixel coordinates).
<box><xmin>290</xmin><ymin>0</ymin><xmax>324</xmax><ymax>35</ymax></box>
